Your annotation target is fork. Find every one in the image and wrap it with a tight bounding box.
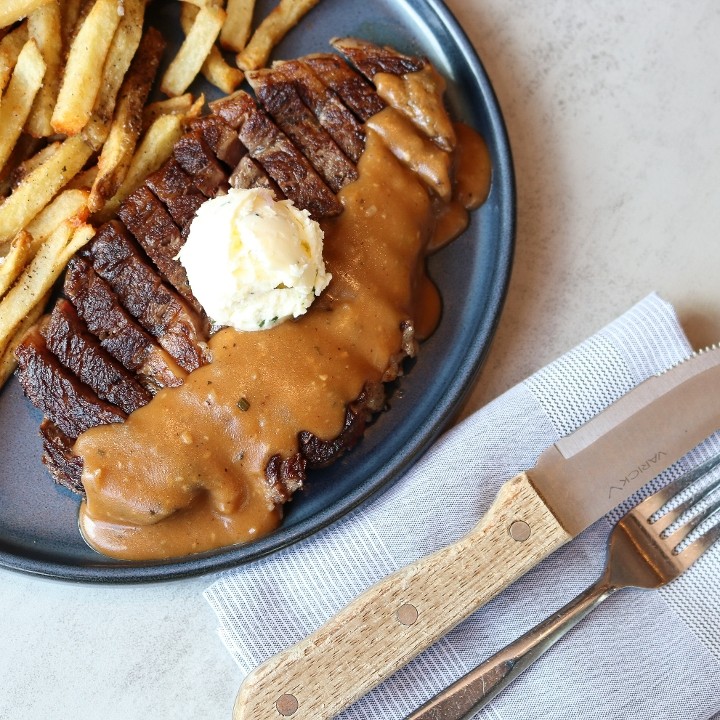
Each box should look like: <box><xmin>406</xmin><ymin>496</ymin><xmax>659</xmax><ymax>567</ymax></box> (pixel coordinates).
<box><xmin>405</xmin><ymin>452</ymin><xmax>720</xmax><ymax>720</ymax></box>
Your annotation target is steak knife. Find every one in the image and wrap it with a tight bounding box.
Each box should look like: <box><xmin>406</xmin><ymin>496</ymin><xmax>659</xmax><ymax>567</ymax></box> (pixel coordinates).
<box><xmin>233</xmin><ymin>346</ymin><xmax>720</xmax><ymax>720</ymax></box>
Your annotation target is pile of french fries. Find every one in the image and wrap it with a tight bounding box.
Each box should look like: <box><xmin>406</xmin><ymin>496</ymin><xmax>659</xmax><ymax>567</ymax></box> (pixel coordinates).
<box><xmin>0</xmin><ymin>0</ymin><xmax>321</xmax><ymax>388</ymax></box>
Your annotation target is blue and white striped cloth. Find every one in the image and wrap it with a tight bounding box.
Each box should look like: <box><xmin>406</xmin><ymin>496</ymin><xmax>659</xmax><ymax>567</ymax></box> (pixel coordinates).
<box><xmin>206</xmin><ymin>293</ymin><xmax>720</xmax><ymax>719</ymax></box>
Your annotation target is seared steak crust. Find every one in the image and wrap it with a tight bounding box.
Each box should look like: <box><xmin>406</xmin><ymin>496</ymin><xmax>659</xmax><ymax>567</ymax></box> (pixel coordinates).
<box><xmin>16</xmin><ymin>39</ymin><xmax>427</xmax><ymax>504</ymax></box>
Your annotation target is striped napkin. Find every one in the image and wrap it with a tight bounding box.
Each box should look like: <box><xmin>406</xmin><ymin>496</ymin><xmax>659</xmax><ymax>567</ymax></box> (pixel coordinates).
<box><xmin>206</xmin><ymin>293</ymin><xmax>720</xmax><ymax>720</ymax></box>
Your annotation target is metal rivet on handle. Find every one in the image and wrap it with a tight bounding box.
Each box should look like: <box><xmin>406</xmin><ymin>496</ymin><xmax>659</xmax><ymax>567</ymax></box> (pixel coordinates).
<box><xmin>276</xmin><ymin>694</ymin><xmax>299</xmax><ymax>716</ymax></box>
<box><xmin>509</xmin><ymin>520</ymin><xmax>531</xmax><ymax>542</ymax></box>
<box><xmin>396</xmin><ymin>603</ymin><xmax>419</xmax><ymax>626</ymax></box>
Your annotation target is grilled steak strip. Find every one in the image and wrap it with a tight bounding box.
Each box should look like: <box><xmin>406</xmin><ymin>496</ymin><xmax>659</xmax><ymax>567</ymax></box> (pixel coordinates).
<box><xmin>118</xmin><ymin>186</ymin><xmax>201</xmax><ymax>313</ymax></box>
<box><xmin>214</xmin><ymin>91</ymin><xmax>342</xmax><ymax>219</ymax></box>
<box><xmin>16</xmin><ymin>328</ymin><xmax>126</xmax><ymax>440</ymax></box>
<box><xmin>188</xmin><ymin>115</ymin><xmax>246</xmax><ymax>169</ymax></box>
<box><xmin>42</xmin><ymin>299</ymin><xmax>152</xmax><ymax>415</ymax></box>
<box><xmin>64</xmin><ymin>257</ymin><xmax>186</xmax><ymax>391</ymax></box>
<box><xmin>230</xmin><ymin>155</ymin><xmax>283</xmax><ymax>198</ymax></box>
<box><xmin>302</xmin><ymin>54</ymin><xmax>385</xmax><ymax>122</ymax></box>
<box><xmin>247</xmin><ymin>69</ymin><xmax>358</xmax><ymax>193</ymax></box>
<box><xmin>82</xmin><ymin>221</ymin><xmax>208</xmax><ymax>373</ymax></box>
<box><xmin>272</xmin><ymin>59</ymin><xmax>365</xmax><ymax>163</ymax></box>
<box><xmin>331</xmin><ymin>37</ymin><xmax>425</xmax><ymax>79</ymax></box>
<box><xmin>144</xmin><ymin>158</ymin><xmax>207</xmax><ymax>235</ymax></box>
<box><xmin>39</xmin><ymin>419</ymin><xmax>85</xmax><ymax>494</ymax></box>
<box><xmin>172</xmin><ymin>130</ymin><xmax>229</xmax><ymax>198</ymax></box>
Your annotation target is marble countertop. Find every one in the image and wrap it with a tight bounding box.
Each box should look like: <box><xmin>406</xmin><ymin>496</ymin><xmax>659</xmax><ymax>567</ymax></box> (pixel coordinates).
<box><xmin>2</xmin><ymin>1</ymin><xmax>719</xmax><ymax>718</ymax></box>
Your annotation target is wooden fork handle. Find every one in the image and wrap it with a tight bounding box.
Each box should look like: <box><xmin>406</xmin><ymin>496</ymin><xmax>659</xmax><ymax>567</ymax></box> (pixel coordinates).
<box><xmin>232</xmin><ymin>472</ymin><xmax>572</xmax><ymax>720</ymax></box>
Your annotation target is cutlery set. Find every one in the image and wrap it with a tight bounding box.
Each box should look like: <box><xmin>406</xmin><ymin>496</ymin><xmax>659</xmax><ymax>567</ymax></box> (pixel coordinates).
<box><xmin>233</xmin><ymin>346</ymin><xmax>720</xmax><ymax>719</ymax></box>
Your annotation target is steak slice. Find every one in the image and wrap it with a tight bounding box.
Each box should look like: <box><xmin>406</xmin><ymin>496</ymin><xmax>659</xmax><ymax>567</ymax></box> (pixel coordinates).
<box><xmin>145</xmin><ymin>158</ymin><xmax>206</xmax><ymax>234</ymax></box>
<box><xmin>172</xmin><ymin>130</ymin><xmax>229</xmax><ymax>198</ymax></box>
<box><xmin>188</xmin><ymin>114</ymin><xmax>246</xmax><ymax>169</ymax></box>
<box><xmin>42</xmin><ymin>299</ymin><xmax>152</xmax><ymax>415</ymax></box>
<box><xmin>15</xmin><ymin>328</ymin><xmax>126</xmax><ymax>440</ymax></box>
<box><xmin>39</xmin><ymin>419</ymin><xmax>84</xmax><ymax>494</ymax></box>
<box><xmin>272</xmin><ymin>59</ymin><xmax>365</xmax><ymax>163</ymax></box>
<box><xmin>330</xmin><ymin>37</ymin><xmax>425</xmax><ymax>79</ymax></box>
<box><xmin>82</xmin><ymin>221</ymin><xmax>208</xmax><ymax>372</ymax></box>
<box><xmin>213</xmin><ymin>91</ymin><xmax>342</xmax><ymax>219</ymax></box>
<box><xmin>64</xmin><ymin>257</ymin><xmax>185</xmax><ymax>391</ymax></box>
<box><xmin>118</xmin><ymin>185</ymin><xmax>201</xmax><ymax>313</ymax></box>
<box><xmin>230</xmin><ymin>155</ymin><xmax>283</xmax><ymax>198</ymax></box>
<box><xmin>246</xmin><ymin>69</ymin><xmax>358</xmax><ymax>193</ymax></box>
<box><xmin>302</xmin><ymin>53</ymin><xmax>385</xmax><ymax>122</ymax></box>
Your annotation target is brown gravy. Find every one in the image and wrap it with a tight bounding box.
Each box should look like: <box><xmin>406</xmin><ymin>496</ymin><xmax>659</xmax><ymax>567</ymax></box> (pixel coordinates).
<box><xmin>75</xmin><ymin>67</ymin><xmax>492</xmax><ymax>560</ymax></box>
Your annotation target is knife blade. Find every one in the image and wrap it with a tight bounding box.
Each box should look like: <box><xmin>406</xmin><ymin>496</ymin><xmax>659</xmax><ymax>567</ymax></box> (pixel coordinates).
<box><xmin>233</xmin><ymin>346</ymin><xmax>720</xmax><ymax>720</ymax></box>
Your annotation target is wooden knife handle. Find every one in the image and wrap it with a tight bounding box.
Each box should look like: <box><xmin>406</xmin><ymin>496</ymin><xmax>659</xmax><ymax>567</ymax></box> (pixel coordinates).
<box><xmin>233</xmin><ymin>472</ymin><xmax>572</xmax><ymax>720</ymax></box>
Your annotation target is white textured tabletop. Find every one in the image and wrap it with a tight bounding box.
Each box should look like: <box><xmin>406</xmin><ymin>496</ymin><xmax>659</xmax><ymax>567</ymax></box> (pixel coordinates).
<box><xmin>2</xmin><ymin>2</ymin><xmax>719</xmax><ymax>719</ymax></box>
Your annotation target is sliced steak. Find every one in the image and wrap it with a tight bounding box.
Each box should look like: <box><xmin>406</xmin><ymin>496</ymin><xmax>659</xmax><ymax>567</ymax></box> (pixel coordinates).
<box><xmin>40</xmin><ymin>419</ymin><xmax>84</xmax><ymax>495</ymax></box>
<box><xmin>214</xmin><ymin>91</ymin><xmax>342</xmax><ymax>218</ymax></box>
<box><xmin>188</xmin><ymin>114</ymin><xmax>245</xmax><ymax>169</ymax></box>
<box><xmin>172</xmin><ymin>130</ymin><xmax>229</xmax><ymax>198</ymax></box>
<box><xmin>117</xmin><ymin>185</ymin><xmax>201</xmax><ymax>313</ymax></box>
<box><xmin>230</xmin><ymin>155</ymin><xmax>283</xmax><ymax>198</ymax></box>
<box><xmin>15</xmin><ymin>328</ymin><xmax>126</xmax><ymax>440</ymax></box>
<box><xmin>64</xmin><ymin>257</ymin><xmax>185</xmax><ymax>391</ymax></box>
<box><xmin>272</xmin><ymin>59</ymin><xmax>365</xmax><ymax>163</ymax></box>
<box><xmin>302</xmin><ymin>53</ymin><xmax>385</xmax><ymax>122</ymax></box>
<box><xmin>145</xmin><ymin>158</ymin><xmax>207</xmax><ymax>234</ymax></box>
<box><xmin>246</xmin><ymin>69</ymin><xmax>358</xmax><ymax>193</ymax></box>
<box><xmin>42</xmin><ymin>299</ymin><xmax>152</xmax><ymax>415</ymax></box>
<box><xmin>331</xmin><ymin>37</ymin><xmax>425</xmax><ymax>79</ymax></box>
<box><xmin>82</xmin><ymin>221</ymin><xmax>208</xmax><ymax>372</ymax></box>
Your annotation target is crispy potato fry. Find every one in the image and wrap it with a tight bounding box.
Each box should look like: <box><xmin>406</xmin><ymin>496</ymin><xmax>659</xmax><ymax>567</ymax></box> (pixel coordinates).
<box><xmin>236</xmin><ymin>0</ymin><xmax>320</xmax><ymax>71</ymax></box>
<box><xmin>0</xmin><ymin>23</ymin><xmax>29</xmax><ymax>95</ymax></box>
<box><xmin>0</xmin><ymin>132</ymin><xmax>42</xmax><ymax>198</ymax></box>
<box><xmin>51</xmin><ymin>0</ymin><xmax>123</xmax><ymax>135</ymax></box>
<box><xmin>0</xmin><ymin>220</ymin><xmax>94</xmax><ymax>356</ymax></box>
<box><xmin>0</xmin><ymin>230</ymin><xmax>32</xmax><ymax>298</ymax></box>
<box><xmin>24</xmin><ymin>188</ymin><xmax>90</xmax><ymax>253</ymax></box>
<box><xmin>0</xmin><ymin>40</ymin><xmax>46</xmax><ymax>170</ymax></box>
<box><xmin>64</xmin><ymin>166</ymin><xmax>97</xmax><ymax>191</ymax></box>
<box><xmin>89</xmin><ymin>27</ymin><xmax>165</xmax><ymax>212</ymax></box>
<box><xmin>0</xmin><ymin>134</ymin><xmax>93</xmax><ymax>246</ymax></box>
<box><xmin>0</xmin><ymin>0</ymin><xmax>52</xmax><ymax>29</ymax></box>
<box><xmin>0</xmin><ymin>289</ymin><xmax>48</xmax><ymax>387</ymax></box>
<box><xmin>142</xmin><ymin>93</ymin><xmax>194</xmax><ymax>129</ymax></box>
<box><xmin>60</xmin><ymin>0</ymin><xmax>86</xmax><ymax>46</ymax></box>
<box><xmin>26</xmin><ymin>0</ymin><xmax>63</xmax><ymax>137</ymax></box>
<box><xmin>96</xmin><ymin>113</ymin><xmax>184</xmax><ymax>222</ymax></box>
<box><xmin>10</xmin><ymin>140</ymin><xmax>59</xmax><ymax>191</ymax></box>
<box><xmin>82</xmin><ymin>0</ymin><xmax>145</xmax><ymax>150</ymax></box>
<box><xmin>220</xmin><ymin>0</ymin><xmax>256</xmax><ymax>52</ymax></box>
<box><xmin>181</xmin><ymin>4</ymin><xmax>245</xmax><ymax>94</ymax></box>
<box><xmin>161</xmin><ymin>4</ymin><xmax>225</xmax><ymax>96</ymax></box>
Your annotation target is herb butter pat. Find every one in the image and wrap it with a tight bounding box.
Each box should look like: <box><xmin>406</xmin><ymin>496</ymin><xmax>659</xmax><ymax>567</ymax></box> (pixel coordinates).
<box><xmin>178</xmin><ymin>188</ymin><xmax>332</xmax><ymax>331</ymax></box>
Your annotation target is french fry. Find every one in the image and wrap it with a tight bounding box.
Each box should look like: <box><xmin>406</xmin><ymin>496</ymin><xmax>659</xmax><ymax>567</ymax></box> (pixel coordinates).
<box><xmin>0</xmin><ymin>230</ymin><xmax>32</xmax><ymax>298</ymax></box>
<box><xmin>9</xmin><ymin>141</ymin><xmax>59</xmax><ymax>190</ymax></box>
<box><xmin>142</xmin><ymin>93</ymin><xmax>194</xmax><ymax>130</ymax></box>
<box><xmin>0</xmin><ymin>289</ymin><xmax>48</xmax><ymax>387</ymax></box>
<box><xmin>0</xmin><ymin>220</ymin><xmax>94</xmax><ymax>356</ymax></box>
<box><xmin>96</xmin><ymin>113</ymin><xmax>185</xmax><ymax>222</ymax></box>
<box><xmin>220</xmin><ymin>0</ymin><xmax>256</xmax><ymax>52</ymax></box>
<box><xmin>51</xmin><ymin>0</ymin><xmax>123</xmax><ymax>135</ymax></box>
<box><xmin>181</xmin><ymin>4</ymin><xmax>245</xmax><ymax>94</ymax></box>
<box><xmin>0</xmin><ymin>134</ymin><xmax>93</xmax><ymax>246</ymax></box>
<box><xmin>64</xmin><ymin>166</ymin><xmax>97</xmax><ymax>191</ymax></box>
<box><xmin>60</xmin><ymin>0</ymin><xmax>86</xmax><ymax>47</ymax></box>
<box><xmin>24</xmin><ymin>188</ymin><xmax>90</xmax><ymax>254</ymax></box>
<box><xmin>26</xmin><ymin>0</ymin><xmax>63</xmax><ymax>137</ymax></box>
<box><xmin>89</xmin><ymin>26</ymin><xmax>166</xmax><ymax>212</ymax></box>
<box><xmin>0</xmin><ymin>23</ymin><xmax>29</xmax><ymax>95</ymax></box>
<box><xmin>0</xmin><ymin>133</ymin><xmax>42</xmax><ymax>198</ymax></box>
<box><xmin>0</xmin><ymin>0</ymin><xmax>52</xmax><ymax>29</ymax></box>
<box><xmin>160</xmin><ymin>4</ymin><xmax>225</xmax><ymax>96</ymax></box>
<box><xmin>236</xmin><ymin>0</ymin><xmax>320</xmax><ymax>71</ymax></box>
<box><xmin>0</xmin><ymin>39</ymin><xmax>46</xmax><ymax>170</ymax></box>
<box><xmin>82</xmin><ymin>0</ymin><xmax>145</xmax><ymax>150</ymax></box>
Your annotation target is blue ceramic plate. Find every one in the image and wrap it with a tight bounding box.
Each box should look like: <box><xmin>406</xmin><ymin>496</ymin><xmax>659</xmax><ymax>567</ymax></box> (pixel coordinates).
<box><xmin>0</xmin><ymin>0</ymin><xmax>515</xmax><ymax>582</ymax></box>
